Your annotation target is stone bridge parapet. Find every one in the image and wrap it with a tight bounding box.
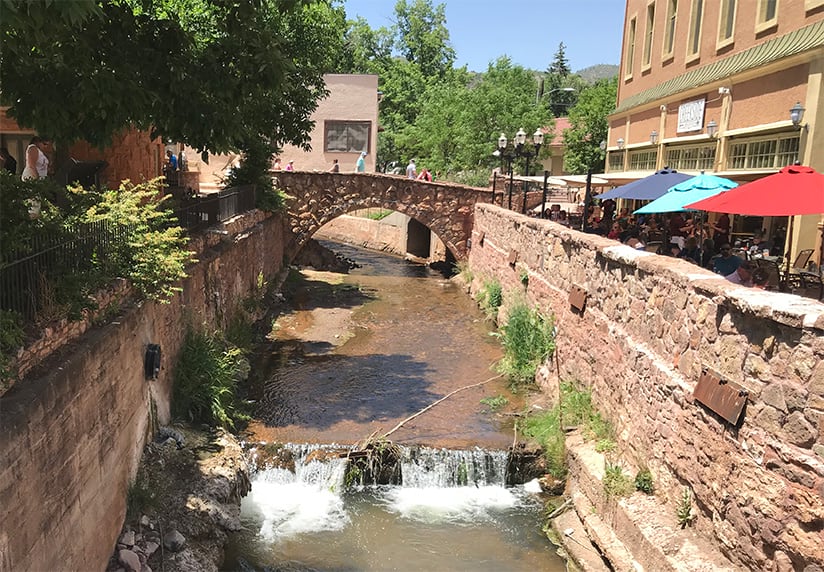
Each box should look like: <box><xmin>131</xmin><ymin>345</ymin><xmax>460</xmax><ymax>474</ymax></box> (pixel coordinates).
<box><xmin>272</xmin><ymin>171</ymin><xmax>493</xmax><ymax>260</ymax></box>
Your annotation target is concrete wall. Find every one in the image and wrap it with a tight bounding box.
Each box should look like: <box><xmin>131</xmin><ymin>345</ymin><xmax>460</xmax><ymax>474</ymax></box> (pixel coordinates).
<box><xmin>0</xmin><ymin>211</ymin><xmax>286</xmax><ymax>572</ymax></box>
<box><xmin>468</xmin><ymin>203</ymin><xmax>824</xmax><ymax>570</ymax></box>
<box><xmin>315</xmin><ymin>211</ymin><xmax>448</xmax><ymax>262</ymax></box>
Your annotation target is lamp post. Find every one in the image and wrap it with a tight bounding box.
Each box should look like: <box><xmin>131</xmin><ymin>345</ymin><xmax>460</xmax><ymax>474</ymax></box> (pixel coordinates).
<box><xmin>497</xmin><ymin>133</ymin><xmax>518</xmax><ymax>209</ymax></box>
<box><xmin>516</xmin><ymin>128</ymin><xmax>544</xmax><ymax>213</ymax></box>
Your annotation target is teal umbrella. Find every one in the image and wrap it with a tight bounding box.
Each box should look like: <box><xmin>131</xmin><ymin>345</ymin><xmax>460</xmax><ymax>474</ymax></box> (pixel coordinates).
<box><xmin>634</xmin><ymin>172</ymin><xmax>738</xmax><ymax>214</ymax></box>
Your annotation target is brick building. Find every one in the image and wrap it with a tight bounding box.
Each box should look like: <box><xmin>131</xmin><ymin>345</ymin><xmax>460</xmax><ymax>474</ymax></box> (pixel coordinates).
<box><xmin>606</xmin><ymin>0</ymin><xmax>824</xmax><ymax>262</ymax></box>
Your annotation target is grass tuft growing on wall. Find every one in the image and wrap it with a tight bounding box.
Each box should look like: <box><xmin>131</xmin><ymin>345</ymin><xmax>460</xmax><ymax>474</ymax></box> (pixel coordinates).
<box><xmin>494</xmin><ymin>300</ymin><xmax>555</xmax><ymax>387</ymax></box>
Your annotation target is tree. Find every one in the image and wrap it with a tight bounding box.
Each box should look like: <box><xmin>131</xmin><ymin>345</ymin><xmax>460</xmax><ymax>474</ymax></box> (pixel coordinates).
<box><xmin>562</xmin><ymin>78</ymin><xmax>617</xmax><ymax>174</ymax></box>
<box><xmin>393</xmin><ymin>0</ymin><xmax>455</xmax><ymax>80</ymax></box>
<box><xmin>403</xmin><ymin>58</ymin><xmax>554</xmax><ymax>175</ymax></box>
<box><xmin>0</xmin><ymin>0</ymin><xmax>346</xmax><ymax>155</ymax></box>
<box><xmin>547</xmin><ymin>42</ymin><xmax>571</xmax><ymax>77</ymax></box>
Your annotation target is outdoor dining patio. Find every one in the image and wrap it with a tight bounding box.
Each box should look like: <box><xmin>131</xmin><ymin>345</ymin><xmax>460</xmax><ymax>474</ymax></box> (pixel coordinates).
<box><xmin>596</xmin><ymin>164</ymin><xmax>824</xmax><ymax>301</ymax></box>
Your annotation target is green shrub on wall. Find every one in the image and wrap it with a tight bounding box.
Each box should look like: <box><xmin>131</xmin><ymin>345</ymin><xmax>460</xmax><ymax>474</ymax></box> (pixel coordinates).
<box><xmin>84</xmin><ymin>179</ymin><xmax>195</xmax><ymax>301</ymax></box>
<box><xmin>494</xmin><ymin>299</ymin><xmax>555</xmax><ymax>387</ymax></box>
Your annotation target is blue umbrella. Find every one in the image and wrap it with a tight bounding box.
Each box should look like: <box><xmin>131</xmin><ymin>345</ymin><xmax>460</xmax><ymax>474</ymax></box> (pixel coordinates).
<box><xmin>598</xmin><ymin>167</ymin><xmax>694</xmax><ymax>201</ymax></box>
<box><xmin>634</xmin><ymin>172</ymin><xmax>738</xmax><ymax>214</ymax></box>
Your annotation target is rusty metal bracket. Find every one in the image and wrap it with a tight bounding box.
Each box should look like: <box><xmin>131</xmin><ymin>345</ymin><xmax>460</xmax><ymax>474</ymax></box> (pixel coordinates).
<box><xmin>569</xmin><ymin>285</ymin><xmax>587</xmax><ymax>313</ymax></box>
<box><xmin>508</xmin><ymin>249</ymin><xmax>518</xmax><ymax>265</ymax></box>
<box><xmin>693</xmin><ymin>369</ymin><xmax>748</xmax><ymax>425</ymax></box>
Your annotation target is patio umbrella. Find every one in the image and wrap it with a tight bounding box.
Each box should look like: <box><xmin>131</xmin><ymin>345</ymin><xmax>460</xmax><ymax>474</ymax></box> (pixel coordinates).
<box><xmin>597</xmin><ymin>167</ymin><xmax>694</xmax><ymax>201</ymax></box>
<box><xmin>685</xmin><ymin>164</ymin><xmax>824</xmax><ymax>215</ymax></box>
<box><xmin>686</xmin><ymin>164</ymin><xmax>824</xmax><ymax>275</ymax></box>
<box><xmin>633</xmin><ymin>172</ymin><xmax>738</xmax><ymax>214</ymax></box>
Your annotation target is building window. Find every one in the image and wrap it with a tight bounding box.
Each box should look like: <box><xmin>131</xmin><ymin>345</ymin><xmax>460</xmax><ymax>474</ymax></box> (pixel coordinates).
<box><xmin>727</xmin><ymin>133</ymin><xmax>799</xmax><ymax>170</ymax></box>
<box><xmin>629</xmin><ymin>149</ymin><xmax>658</xmax><ymax>171</ymax></box>
<box><xmin>663</xmin><ymin>0</ymin><xmax>677</xmax><ymax>58</ymax></box>
<box><xmin>717</xmin><ymin>0</ymin><xmax>736</xmax><ymax>46</ymax></box>
<box><xmin>666</xmin><ymin>143</ymin><xmax>716</xmax><ymax>171</ymax></box>
<box><xmin>324</xmin><ymin>121</ymin><xmax>371</xmax><ymax>153</ymax></box>
<box><xmin>687</xmin><ymin>0</ymin><xmax>704</xmax><ymax>59</ymax></box>
<box><xmin>608</xmin><ymin>151</ymin><xmax>625</xmax><ymax>172</ymax></box>
<box><xmin>625</xmin><ymin>17</ymin><xmax>637</xmax><ymax>79</ymax></box>
<box><xmin>756</xmin><ymin>0</ymin><xmax>778</xmax><ymax>30</ymax></box>
<box><xmin>643</xmin><ymin>2</ymin><xmax>655</xmax><ymax>69</ymax></box>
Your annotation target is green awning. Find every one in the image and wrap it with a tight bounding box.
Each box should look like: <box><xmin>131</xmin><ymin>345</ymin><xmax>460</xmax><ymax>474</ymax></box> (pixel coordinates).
<box><xmin>613</xmin><ymin>20</ymin><xmax>824</xmax><ymax>115</ymax></box>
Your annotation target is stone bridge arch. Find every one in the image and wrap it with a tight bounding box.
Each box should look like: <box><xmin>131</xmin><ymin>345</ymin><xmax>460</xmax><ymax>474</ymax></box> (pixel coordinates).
<box><xmin>273</xmin><ymin>172</ymin><xmax>494</xmax><ymax>262</ymax></box>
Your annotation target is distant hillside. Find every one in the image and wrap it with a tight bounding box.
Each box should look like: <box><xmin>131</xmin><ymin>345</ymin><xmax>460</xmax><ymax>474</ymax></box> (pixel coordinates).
<box><xmin>576</xmin><ymin>64</ymin><xmax>619</xmax><ymax>82</ymax></box>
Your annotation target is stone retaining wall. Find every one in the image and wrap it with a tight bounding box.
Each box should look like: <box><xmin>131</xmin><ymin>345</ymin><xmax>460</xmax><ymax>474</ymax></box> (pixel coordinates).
<box><xmin>468</xmin><ymin>204</ymin><xmax>824</xmax><ymax>571</ymax></box>
<box><xmin>0</xmin><ymin>211</ymin><xmax>286</xmax><ymax>572</ymax></box>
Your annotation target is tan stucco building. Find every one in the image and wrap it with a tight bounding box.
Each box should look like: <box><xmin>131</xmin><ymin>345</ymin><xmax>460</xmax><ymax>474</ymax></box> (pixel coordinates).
<box><xmin>607</xmin><ymin>0</ymin><xmax>824</xmax><ymax>262</ymax></box>
<box><xmin>277</xmin><ymin>74</ymin><xmax>380</xmax><ymax>174</ymax></box>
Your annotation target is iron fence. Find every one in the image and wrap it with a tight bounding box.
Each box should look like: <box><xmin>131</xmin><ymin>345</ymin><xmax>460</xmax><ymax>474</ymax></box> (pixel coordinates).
<box><xmin>1</xmin><ymin>185</ymin><xmax>257</xmax><ymax>322</ymax></box>
<box><xmin>170</xmin><ymin>184</ymin><xmax>257</xmax><ymax>231</ymax></box>
<box><xmin>0</xmin><ymin>220</ymin><xmax>131</xmax><ymax>322</ymax></box>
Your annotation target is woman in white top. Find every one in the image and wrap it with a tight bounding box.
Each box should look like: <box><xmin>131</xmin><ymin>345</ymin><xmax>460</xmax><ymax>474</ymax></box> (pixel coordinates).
<box><xmin>22</xmin><ymin>136</ymin><xmax>50</xmax><ymax>180</ymax></box>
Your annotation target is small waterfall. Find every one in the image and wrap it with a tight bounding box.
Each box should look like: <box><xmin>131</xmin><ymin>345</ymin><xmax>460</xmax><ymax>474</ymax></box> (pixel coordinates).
<box><xmin>243</xmin><ymin>443</ymin><xmax>527</xmax><ymax>538</ymax></box>
<box><xmin>400</xmin><ymin>446</ymin><xmax>508</xmax><ymax>487</ymax></box>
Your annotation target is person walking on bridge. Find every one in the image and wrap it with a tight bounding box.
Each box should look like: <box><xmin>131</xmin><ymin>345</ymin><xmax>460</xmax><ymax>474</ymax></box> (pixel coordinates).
<box><xmin>406</xmin><ymin>158</ymin><xmax>416</xmax><ymax>179</ymax></box>
<box><xmin>356</xmin><ymin>151</ymin><xmax>366</xmax><ymax>173</ymax></box>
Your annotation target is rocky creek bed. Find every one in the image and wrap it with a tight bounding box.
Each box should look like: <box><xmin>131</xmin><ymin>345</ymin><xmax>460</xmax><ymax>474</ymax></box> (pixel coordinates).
<box><xmin>105</xmin><ymin>426</ymin><xmax>251</xmax><ymax>572</ymax></box>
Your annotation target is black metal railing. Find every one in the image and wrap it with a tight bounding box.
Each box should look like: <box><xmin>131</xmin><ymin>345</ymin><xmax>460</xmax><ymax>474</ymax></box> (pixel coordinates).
<box><xmin>0</xmin><ymin>220</ymin><xmax>131</xmax><ymax>322</ymax></box>
<box><xmin>1</xmin><ymin>185</ymin><xmax>257</xmax><ymax>322</ymax></box>
<box><xmin>170</xmin><ymin>184</ymin><xmax>256</xmax><ymax>231</ymax></box>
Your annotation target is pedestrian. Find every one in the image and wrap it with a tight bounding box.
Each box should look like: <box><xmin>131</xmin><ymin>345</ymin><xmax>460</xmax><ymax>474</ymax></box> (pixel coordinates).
<box><xmin>178</xmin><ymin>149</ymin><xmax>188</xmax><ymax>171</ymax></box>
<box><xmin>356</xmin><ymin>151</ymin><xmax>366</xmax><ymax>173</ymax></box>
<box><xmin>406</xmin><ymin>158</ymin><xmax>416</xmax><ymax>179</ymax></box>
<box><xmin>273</xmin><ymin>157</ymin><xmax>282</xmax><ymax>171</ymax></box>
<box><xmin>329</xmin><ymin>159</ymin><xmax>340</xmax><ymax>173</ymax></box>
<box><xmin>165</xmin><ymin>149</ymin><xmax>178</xmax><ymax>172</ymax></box>
<box><xmin>285</xmin><ymin>160</ymin><xmax>294</xmax><ymax>172</ymax></box>
<box><xmin>416</xmin><ymin>168</ymin><xmax>432</xmax><ymax>182</ymax></box>
<box><xmin>22</xmin><ymin>136</ymin><xmax>50</xmax><ymax>180</ymax></box>
<box><xmin>0</xmin><ymin>147</ymin><xmax>17</xmax><ymax>175</ymax></box>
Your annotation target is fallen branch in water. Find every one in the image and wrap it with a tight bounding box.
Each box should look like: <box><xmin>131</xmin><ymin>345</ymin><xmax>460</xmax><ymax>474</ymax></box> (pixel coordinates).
<box><xmin>382</xmin><ymin>372</ymin><xmax>505</xmax><ymax>439</ymax></box>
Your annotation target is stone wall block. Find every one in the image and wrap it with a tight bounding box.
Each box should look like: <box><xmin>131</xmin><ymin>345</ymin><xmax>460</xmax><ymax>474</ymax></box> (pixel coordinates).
<box><xmin>782</xmin><ymin>411</ymin><xmax>817</xmax><ymax>448</ymax></box>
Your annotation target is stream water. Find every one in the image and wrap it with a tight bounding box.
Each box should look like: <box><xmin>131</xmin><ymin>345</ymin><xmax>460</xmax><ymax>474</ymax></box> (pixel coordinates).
<box><xmin>223</xmin><ymin>241</ymin><xmax>566</xmax><ymax>571</ymax></box>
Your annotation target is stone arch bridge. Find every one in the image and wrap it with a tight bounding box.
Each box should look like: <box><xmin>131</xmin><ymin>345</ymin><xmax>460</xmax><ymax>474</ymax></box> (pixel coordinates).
<box><xmin>273</xmin><ymin>172</ymin><xmax>495</xmax><ymax>261</ymax></box>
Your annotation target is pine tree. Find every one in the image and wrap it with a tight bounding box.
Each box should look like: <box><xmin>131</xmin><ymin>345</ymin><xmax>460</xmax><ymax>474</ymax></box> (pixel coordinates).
<box><xmin>547</xmin><ymin>42</ymin><xmax>571</xmax><ymax>77</ymax></box>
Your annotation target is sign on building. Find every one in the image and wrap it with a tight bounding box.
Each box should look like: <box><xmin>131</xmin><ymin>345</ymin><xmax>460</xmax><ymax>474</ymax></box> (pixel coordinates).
<box><xmin>677</xmin><ymin>98</ymin><xmax>706</xmax><ymax>133</ymax></box>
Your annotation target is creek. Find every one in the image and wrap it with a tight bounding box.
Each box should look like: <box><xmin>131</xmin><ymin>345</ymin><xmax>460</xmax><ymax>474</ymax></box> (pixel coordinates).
<box><xmin>223</xmin><ymin>241</ymin><xmax>566</xmax><ymax>571</ymax></box>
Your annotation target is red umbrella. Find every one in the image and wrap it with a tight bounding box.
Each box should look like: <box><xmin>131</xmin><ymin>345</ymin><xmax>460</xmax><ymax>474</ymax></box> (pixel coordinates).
<box><xmin>685</xmin><ymin>164</ymin><xmax>824</xmax><ymax>215</ymax></box>
<box><xmin>686</xmin><ymin>164</ymin><xmax>824</xmax><ymax>280</ymax></box>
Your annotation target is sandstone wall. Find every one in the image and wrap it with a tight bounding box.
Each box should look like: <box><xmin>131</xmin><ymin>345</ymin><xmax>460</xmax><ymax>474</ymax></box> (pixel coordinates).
<box><xmin>0</xmin><ymin>211</ymin><xmax>286</xmax><ymax>572</ymax></box>
<box><xmin>468</xmin><ymin>204</ymin><xmax>824</xmax><ymax>571</ymax></box>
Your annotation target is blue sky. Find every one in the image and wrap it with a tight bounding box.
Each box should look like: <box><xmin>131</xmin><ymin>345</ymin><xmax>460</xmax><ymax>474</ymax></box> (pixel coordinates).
<box><xmin>342</xmin><ymin>0</ymin><xmax>626</xmax><ymax>73</ymax></box>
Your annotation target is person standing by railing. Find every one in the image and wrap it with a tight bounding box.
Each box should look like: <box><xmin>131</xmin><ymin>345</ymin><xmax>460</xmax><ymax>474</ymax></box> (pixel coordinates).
<box><xmin>21</xmin><ymin>136</ymin><xmax>50</xmax><ymax>180</ymax></box>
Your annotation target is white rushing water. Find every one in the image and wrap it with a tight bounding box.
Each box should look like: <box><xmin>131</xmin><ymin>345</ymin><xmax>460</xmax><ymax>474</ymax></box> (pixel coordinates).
<box><xmin>241</xmin><ymin>444</ymin><xmax>532</xmax><ymax>541</ymax></box>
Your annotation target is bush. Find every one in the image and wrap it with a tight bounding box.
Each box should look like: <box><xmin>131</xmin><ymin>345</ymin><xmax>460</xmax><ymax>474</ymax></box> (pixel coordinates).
<box><xmin>520</xmin><ymin>409</ymin><xmax>566</xmax><ymax>479</ymax></box>
<box><xmin>603</xmin><ymin>460</ymin><xmax>633</xmax><ymax>499</ymax></box>
<box><xmin>634</xmin><ymin>468</ymin><xmax>654</xmax><ymax>494</ymax></box>
<box><xmin>477</xmin><ymin>279</ymin><xmax>503</xmax><ymax>319</ymax></box>
<box><xmin>494</xmin><ymin>300</ymin><xmax>555</xmax><ymax>387</ymax></box>
<box><xmin>85</xmin><ymin>179</ymin><xmax>195</xmax><ymax>301</ymax></box>
<box><xmin>172</xmin><ymin>327</ymin><xmax>250</xmax><ymax>430</ymax></box>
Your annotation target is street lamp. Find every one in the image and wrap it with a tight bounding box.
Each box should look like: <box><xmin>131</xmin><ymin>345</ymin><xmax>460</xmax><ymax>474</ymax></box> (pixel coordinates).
<box><xmin>496</xmin><ymin>128</ymin><xmax>544</xmax><ymax>211</ymax></box>
<box><xmin>706</xmin><ymin>120</ymin><xmax>718</xmax><ymax>138</ymax></box>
